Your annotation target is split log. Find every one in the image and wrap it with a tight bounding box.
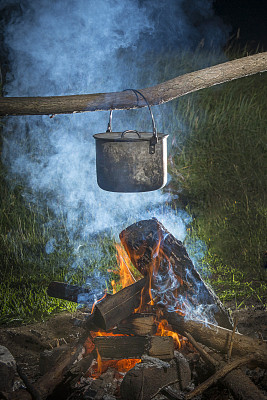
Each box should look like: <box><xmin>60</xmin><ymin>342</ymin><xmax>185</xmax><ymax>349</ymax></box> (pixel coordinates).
<box><xmin>163</xmin><ymin>310</ymin><xmax>267</xmax><ymax>368</ymax></box>
<box><xmin>94</xmin><ymin>335</ymin><xmax>174</xmax><ymax>360</ymax></box>
<box><xmin>1</xmin><ymin>52</ymin><xmax>266</xmax><ymax>116</ymax></box>
<box><xmin>120</xmin><ymin>354</ymin><xmax>190</xmax><ymax>400</ymax></box>
<box><xmin>120</xmin><ymin>218</ymin><xmax>233</xmax><ymax>330</ymax></box>
<box><xmin>91</xmin><ymin>277</ymin><xmax>148</xmax><ymax>331</ymax></box>
<box><xmin>47</xmin><ymin>280</ymin><xmax>101</xmax><ymax>304</ymax></box>
<box><xmin>113</xmin><ymin>313</ymin><xmax>157</xmax><ymax>336</ymax></box>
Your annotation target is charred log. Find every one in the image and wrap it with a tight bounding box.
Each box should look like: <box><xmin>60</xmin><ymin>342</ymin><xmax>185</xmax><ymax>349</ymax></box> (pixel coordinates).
<box><xmin>91</xmin><ymin>277</ymin><xmax>148</xmax><ymax>331</ymax></box>
<box><xmin>47</xmin><ymin>281</ymin><xmax>99</xmax><ymax>305</ymax></box>
<box><xmin>94</xmin><ymin>335</ymin><xmax>174</xmax><ymax>360</ymax></box>
<box><xmin>120</xmin><ymin>218</ymin><xmax>233</xmax><ymax>330</ymax></box>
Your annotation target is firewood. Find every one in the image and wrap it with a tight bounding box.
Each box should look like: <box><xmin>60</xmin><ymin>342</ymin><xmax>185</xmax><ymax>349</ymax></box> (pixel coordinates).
<box><xmin>222</xmin><ymin>369</ymin><xmax>267</xmax><ymax>400</ymax></box>
<box><xmin>163</xmin><ymin>310</ymin><xmax>267</xmax><ymax>368</ymax></box>
<box><xmin>183</xmin><ymin>330</ymin><xmax>266</xmax><ymax>400</ymax></box>
<box><xmin>120</xmin><ymin>355</ymin><xmax>190</xmax><ymax>400</ymax></box>
<box><xmin>120</xmin><ymin>218</ymin><xmax>233</xmax><ymax>330</ymax></box>
<box><xmin>94</xmin><ymin>335</ymin><xmax>174</xmax><ymax>360</ymax></box>
<box><xmin>47</xmin><ymin>281</ymin><xmax>98</xmax><ymax>304</ymax></box>
<box><xmin>113</xmin><ymin>313</ymin><xmax>157</xmax><ymax>336</ymax></box>
<box><xmin>91</xmin><ymin>277</ymin><xmax>148</xmax><ymax>331</ymax></box>
<box><xmin>185</xmin><ymin>355</ymin><xmax>253</xmax><ymax>400</ymax></box>
<box><xmin>1</xmin><ymin>52</ymin><xmax>266</xmax><ymax>116</ymax></box>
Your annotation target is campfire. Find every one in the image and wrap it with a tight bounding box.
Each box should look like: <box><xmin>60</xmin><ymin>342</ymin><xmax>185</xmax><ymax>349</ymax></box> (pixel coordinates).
<box><xmin>2</xmin><ymin>219</ymin><xmax>267</xmax><ymax>400</ymax></box>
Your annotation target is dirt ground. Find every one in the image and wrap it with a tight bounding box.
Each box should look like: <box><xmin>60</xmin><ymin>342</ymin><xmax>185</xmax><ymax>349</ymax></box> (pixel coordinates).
<box><xmin>0</xmin><ymin>303</ymin><xmax>266</xmax><ymax>396</ymax></box>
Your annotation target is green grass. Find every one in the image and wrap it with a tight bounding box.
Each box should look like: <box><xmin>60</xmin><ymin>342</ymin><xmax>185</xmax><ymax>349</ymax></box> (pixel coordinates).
<box><xmin>0</xmin><ymin>163</ymin><xmax>119</xmax><ymax>325</ymax></box>
<box><xmin>166</xmin><ymin>49</ymin><xmax>267</xmax><ymax>304</ymax></box>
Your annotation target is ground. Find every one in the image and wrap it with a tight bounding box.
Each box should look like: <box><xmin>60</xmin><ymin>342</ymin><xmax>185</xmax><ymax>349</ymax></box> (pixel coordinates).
<box><xmin>0</xmin><ymin>302</ymin><xmax>266</xmax><ymax>395</ymax></box>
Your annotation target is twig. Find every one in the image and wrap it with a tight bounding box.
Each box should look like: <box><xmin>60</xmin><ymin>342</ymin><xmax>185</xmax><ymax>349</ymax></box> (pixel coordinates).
<box><xmin>227</xmin><ymin>317</ymin><xmax>238</xmax><ymax>361</ymax></box>
<box><xmin>150</xmin><ymin>379</ymin><xmax>180</xmax><ymax>399</ymax></box>
<box><xmin>184</xmin><ymin>331</ymin><xmax>219</xmax><ymax>368</ymax></box>
<box><xmin>185</xmin><ymin>355</ymin><xmax>252</xmax><ymax>400</ymax></box>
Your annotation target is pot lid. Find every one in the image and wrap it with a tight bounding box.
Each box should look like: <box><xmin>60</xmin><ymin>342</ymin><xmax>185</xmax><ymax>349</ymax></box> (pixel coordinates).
<box><xmin>93</xmin><ymin>131</ymin><xmax>168</xmax><ymax>142</ymax></box>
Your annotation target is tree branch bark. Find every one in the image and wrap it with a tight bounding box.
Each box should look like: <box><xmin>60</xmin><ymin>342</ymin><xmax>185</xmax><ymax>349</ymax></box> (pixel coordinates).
<box><xmin>0</xmin><ymin>52</ymin><xmax>266</xmax><ymax>116</ymax></box>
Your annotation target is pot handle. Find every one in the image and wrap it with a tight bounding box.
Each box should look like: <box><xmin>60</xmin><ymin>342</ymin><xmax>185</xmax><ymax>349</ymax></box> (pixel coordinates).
<box><xmin>121</xmin><ymin>130</ymin><xmax>141</xmax><ymax>138</ymax></box>
<box><xmin>106</xmin><ymin>89</ymin><xmax>158</xmax><ymax>154</ymax></box>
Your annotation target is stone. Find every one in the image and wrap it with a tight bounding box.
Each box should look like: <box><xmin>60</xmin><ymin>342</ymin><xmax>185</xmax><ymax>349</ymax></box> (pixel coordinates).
<box><xmin>0</xmin><ymin>345</ymin><xmax>16</xmax><ymax>392</ymax></box>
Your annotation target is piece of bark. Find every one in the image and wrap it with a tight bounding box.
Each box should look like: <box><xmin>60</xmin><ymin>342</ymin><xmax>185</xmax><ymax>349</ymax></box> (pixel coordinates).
<box><xmin>92</xmin><ymin>277</ymin><xmax>148</xmax><ymax>331</ymax></box>
<box><xmin>120</xmin><ymin>355</ymin><xmax>187</xmax><ymax>400</ymax></box>
<box><xmin>120</xmin><ymin>218</ymin><xmax>233</xmax><ymax>330</ymax></box>
<box><xmin>1</xmin><ymin>52</ymin><xmax>266</xmax><ymax>116</ymax></box>
<box><xmin>94</xmin><ymin>335</ymin><xmax>174</xmax><ymax>360</ymax></box>
<box><xmin>113</xmin><ymin>313</ymin><xmax>157</xmax><ymax>336</ymax></box>
<box><xmin>47</xmin><ymin>281</ymin><xmax>101</xmax><ymax>304</ymax></box>
<box><xmin>163</xmin><ymin>311</ymin><xmax>267</xmax><ymax>368</ymax></box>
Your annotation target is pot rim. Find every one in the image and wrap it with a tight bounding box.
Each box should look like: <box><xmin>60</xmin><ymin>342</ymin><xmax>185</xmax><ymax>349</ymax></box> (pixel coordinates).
<box><xmin>93</xmin><ymin>131</ymin><xmax>169</xmax><ymax>142</ymax></box>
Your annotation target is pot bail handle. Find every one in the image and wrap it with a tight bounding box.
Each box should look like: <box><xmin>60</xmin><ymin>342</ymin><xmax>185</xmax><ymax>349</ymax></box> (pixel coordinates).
<box><xmin>121</xmin><ymin>130</ymin><xmax>141</xmax><ymax>138</ymax></box>
<box><xmin>123</xmin><ymin>88</ymin><xmax>158</xmax><ymax>154</ymax></box>
<box><xmin>106</xmin><ymin>110</ymin><xmax>113</xmax><ymax>133</ymax></box>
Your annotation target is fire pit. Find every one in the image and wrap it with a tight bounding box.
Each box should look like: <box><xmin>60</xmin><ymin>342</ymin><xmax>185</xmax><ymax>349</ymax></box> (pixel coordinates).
<box><xmin>1</xmin><ymin>219</ymin><xmax>266</xmax><ymax>400</ymax></box>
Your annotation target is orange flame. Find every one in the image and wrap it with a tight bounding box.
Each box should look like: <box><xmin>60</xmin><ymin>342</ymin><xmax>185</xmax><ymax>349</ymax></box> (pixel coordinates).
<box><xmin>91</xmin><ymin>290</ymin><xmax>107</xmax><ymax>314</ymax></box>
<box><xmin>87</xmin><ymin>236</ymin><xmax>188</xmax><ymax>379</ymax></box>
<box><xmin>111</xmin><ymin>243</ymin><xmax>137</xmax><ymax>294</ymax></box>
<box><xmin>156</xmin><ymin>319</ymin><xmax>181</xmax><ymax>349</ymax></box>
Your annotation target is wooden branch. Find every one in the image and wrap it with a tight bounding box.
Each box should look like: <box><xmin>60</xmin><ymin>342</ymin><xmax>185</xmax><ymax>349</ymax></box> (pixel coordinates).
<box><xmin>184</xmin><ymin>331</ymin><xmax>218</xmax><ymax>368</ymax></box>
<box><xmin>227</xmin><ymin>316</ymin><xmax>238</xmax><ymax>361</ymax></box>
<box><xmin>185</xmin><ymin>355</ymin><xmax>253</xmax><ymax>400</ymax></box>
<box><xmin>94</xmin><ymin>335</ymin><xmax>174</xmax><ymax>360</ymax></box>
<box><xmin>1</xmin><ymin>52</ymin><xmax>266</xmax><ymax>116</ymax></box>
<box><xmin>183</xmin><ymin>329</ymin><xmax>266</xmax><ymax>400</ymax></box>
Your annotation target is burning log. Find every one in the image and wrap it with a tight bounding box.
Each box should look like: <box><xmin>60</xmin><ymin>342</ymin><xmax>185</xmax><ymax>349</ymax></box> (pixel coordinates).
<box><xmin>113</xmin><ymin>313</ymin><xmax>157</xmax><ymax>335</ymax></box>
<box><xmin>120</xmin><ymin>218</ymin><xmax>233</xmax><ymax>330</ymax></box>
<box><xmin>1</xmin><ymin>52</ymin><xmax>266</xmax><ymax>116</ymax></box>
<box><xmin>94</xmin><ymin>335</ymin><xmax>174</xmax><ymax>360</ymax></box>
<box><xmin>90</xmin><ymin>277</ymin><xmax>148</xmax><ymax>331</ymax></box>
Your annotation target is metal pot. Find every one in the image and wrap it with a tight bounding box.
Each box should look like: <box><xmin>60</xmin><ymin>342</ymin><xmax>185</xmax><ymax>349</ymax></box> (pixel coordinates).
<box><xmin>93</xmin><ymin>90</ymin><xmax>168</xmax><ymax>193</ymax></box>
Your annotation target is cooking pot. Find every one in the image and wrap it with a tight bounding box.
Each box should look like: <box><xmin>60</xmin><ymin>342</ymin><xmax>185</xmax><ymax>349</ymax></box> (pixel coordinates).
<box><xmin>93</xmin><ymin>89</ymin><xmax>168</xmax><ymax>193</ymax></box>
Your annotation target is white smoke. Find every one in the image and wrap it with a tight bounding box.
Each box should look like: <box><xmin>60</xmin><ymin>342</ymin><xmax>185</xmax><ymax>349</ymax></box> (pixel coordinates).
<box><xmin>1</xmin><ymin>0</ymin><xmax>228</xmax><ymax>270</ymax></box>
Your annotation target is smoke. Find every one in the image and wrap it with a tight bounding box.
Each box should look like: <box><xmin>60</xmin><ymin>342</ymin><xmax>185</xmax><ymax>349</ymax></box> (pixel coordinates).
<box><xmin>1</xmin><ymin>0</ymin><xmax>228</xmax><ymax>290</ymax></box>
